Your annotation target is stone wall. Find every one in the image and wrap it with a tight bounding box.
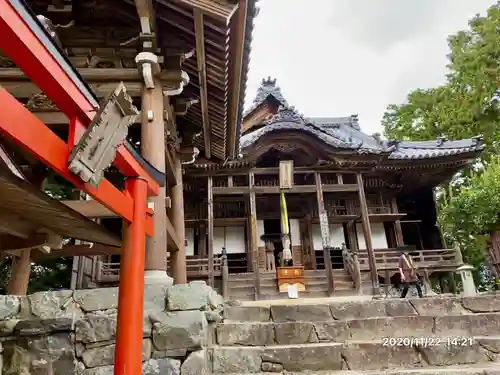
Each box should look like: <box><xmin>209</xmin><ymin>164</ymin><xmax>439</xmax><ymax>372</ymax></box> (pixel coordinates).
<box><xmin>0</xmin><ymin>281</ymin><xmax>224</xmax><ymax>375</ymax></box>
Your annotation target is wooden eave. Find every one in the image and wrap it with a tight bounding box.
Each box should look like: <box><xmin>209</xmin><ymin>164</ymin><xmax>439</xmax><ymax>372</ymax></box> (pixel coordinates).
<box><xmin>152</xmin><ymin>0</ymin><xmax>252</xmax><ymax>161</ymax></box>
<box><xmin>14</xmin><ymin>0</ymin><xmax>254</xmax><ymax>163</ymax></box>
<box><xmin>0</xmin><ymin>165</ymin><xmax>121</xmax><ymax>247</ymax></box>
<box><xmin>241</xmin><ymin>98</ymin><xmax>281</xmax><ymax>135</ymax></box>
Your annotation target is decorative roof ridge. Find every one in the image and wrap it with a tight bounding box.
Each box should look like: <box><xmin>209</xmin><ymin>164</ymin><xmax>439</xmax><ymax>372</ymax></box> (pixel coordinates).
<box><xmin>263</xmin><ymin>105</ymin><xmax>306</xmax><ymax>125</ymax></box>
<box><xmin>394</xmin><ymin>134</ymin><xmax>485</xmax><ymax>150</ymax></box>
<box><xmin>243</xmin><ymin>77</ymin><xmax>289</xmax><ymax>118</ymax></box>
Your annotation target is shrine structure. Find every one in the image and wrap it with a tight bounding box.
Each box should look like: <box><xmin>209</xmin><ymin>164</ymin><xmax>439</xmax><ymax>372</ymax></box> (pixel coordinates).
<box><xmin>0</xmin><ymin>0</ymin><xmax>253</xmax><ymax>372</ymax></box>
<box><xmin>0</xmin><ymin>0</ymin><xmax>485</xmax><ymax>304</ymax></box>
<box><xmin>92</xmin><ymin>78</ymin><xmax>484</xmax><ymax>300</ymax></box>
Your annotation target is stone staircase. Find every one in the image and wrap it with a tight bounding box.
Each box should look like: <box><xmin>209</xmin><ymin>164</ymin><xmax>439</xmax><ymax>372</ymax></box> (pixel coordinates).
<box><xmin>209</xmin><ymin>294</ymin><xmax>500</xmax><ymax>374</ymax></box>
<box><xmin>227</xmin><ymin>269</ymin><xmax>361</xmax><ymax>300</ymax></box>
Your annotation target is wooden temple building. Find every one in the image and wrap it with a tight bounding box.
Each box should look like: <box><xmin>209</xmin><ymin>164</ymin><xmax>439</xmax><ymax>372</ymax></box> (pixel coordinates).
<box><xmin>79</xmin><ymin>78</ymin><xmax>483</xmax><ymax>300</ymax></box>
<box><xmin>0</xmin><ymin>0</ymin><xmax>484</xmax><ymax>300</ymax></box>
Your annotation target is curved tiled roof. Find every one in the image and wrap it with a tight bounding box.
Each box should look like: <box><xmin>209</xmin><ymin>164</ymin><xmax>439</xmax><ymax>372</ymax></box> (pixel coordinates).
<box><xmin>388</xmin><ymin>138</ymin><xmax>484</xmax><ymax>160</ymax></box>
<box><xmin>240</xmin><ymin>106</ymin><xmax>484</xmax><ymax>160</ymax></box>
<box><xmin>242</xmin><ymin>77</ymin><xmax>289</xmax><ymax>117</ymax></box>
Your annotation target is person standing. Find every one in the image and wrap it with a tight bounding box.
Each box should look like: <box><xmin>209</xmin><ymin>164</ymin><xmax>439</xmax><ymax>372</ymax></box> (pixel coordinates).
<box><xmin>265</xmin><ymin>240</ymin><xmax>276</xmax><ymax>271</ymax></box>
<box><xmin>398</xmin><ymin>249</ymin><xmax>424</xmax><ymax>298</ymax></box>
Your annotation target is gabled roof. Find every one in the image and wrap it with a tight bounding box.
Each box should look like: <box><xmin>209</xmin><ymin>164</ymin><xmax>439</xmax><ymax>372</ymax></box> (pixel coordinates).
<box><xmin>240</xmin><ymin>105</ymin><xmax>484</xmax><ymax>160</ymax></box>
<box><xmin>243</xmin><ymin>77</ymin><xmax>288</xmax><ymax>117</ymax></box>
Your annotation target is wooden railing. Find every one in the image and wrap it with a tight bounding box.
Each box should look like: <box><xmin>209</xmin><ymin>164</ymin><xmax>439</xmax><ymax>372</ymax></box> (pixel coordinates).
<box><xmin>357</xmin><ymin>248</ymin><xmax>462</xmax><ymax>271</ymax></box>
<box><xmin>342</xmin><ymin>246</ymin><xmax>362</xmax><ymax>294</ymax></box>
<box><xmin>96</xmin><ymin>256</ymin><xmax>223</xmax><ymax>283</ymax></box>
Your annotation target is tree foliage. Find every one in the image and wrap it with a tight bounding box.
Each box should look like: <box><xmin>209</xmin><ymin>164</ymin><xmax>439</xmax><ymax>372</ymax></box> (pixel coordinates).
<box><xmin>383</xmin><ymin>2</ymin><xmax>500</xmax><ymax>158</ymax></box>
<box><xmin>382</xmin><ymin>2</ymin><xmax>500</xmax><ymax>281</ymax></box>
<box><xmin>440</xmin><ymin>158</ymin><xmax>500</xmax><ymax>269</ymax></box>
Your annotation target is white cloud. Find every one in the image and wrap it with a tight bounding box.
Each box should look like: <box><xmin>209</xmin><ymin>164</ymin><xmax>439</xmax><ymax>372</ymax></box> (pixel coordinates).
<box><xmin>244</xmin><ymin>0</ymin><xmax>494</xmax><ymax>135</ymax></box>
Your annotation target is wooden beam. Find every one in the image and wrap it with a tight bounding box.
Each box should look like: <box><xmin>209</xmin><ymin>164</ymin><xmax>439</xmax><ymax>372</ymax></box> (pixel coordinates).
<box><xmin>357</xmin><ymin>173</ymin><xmax>379</xmax><ymax>292</ymax></box>
<box><xmin>0</xmin><ymin>68</ymin><xmax>186</xmax><ymax>99</ymax></box>
<box><xmin>193</xmin><ymin>9</ymin><xmax>211</xmax><ymax>159</ymax></box>
<box><xmin>0</xmin><ymin>233</ymin><xmax>49</xmax><ymax>252</ymax></box>
<box><xmin>133</xmin><ymin>0</ymin><xmax>156</xmax><ymax>32</ymax></box>
<box><xmin>315</xmin><ymin>172</ymin><xmax>334</xmax><ymax>296</ymax></box>
<box><xmin>32</xmin><ymin>243</ymin><xmax>121</xmax><ymax>259</ymax></box>
<box><xmin>169</xmin><ymin>151</ymin><xmax>187</xmax><ymax>284</ymax></box>
<box><xmin>0</xmin><ymin>212</ymin><xmax>37</xmax><ymax>238</ymax></box>
<box><xmin>207</xmin><ymin>176</ymin><xmax>214</xmax><ymax>286</ymax></box>
<box><xmin>227</xmin><ymin>0</ymin><xmax>247</xmax><ymax>158</ymax></box>
<box><xmin>165</xmin><ymin>146</ymin><xmax>179</xmax><ymax>186</ymax></box>
<box><xmin>249</xmin><ymin>171</ymin><xmax>260</xmax><ymax>300</ymax></box>
<box><xmin>7</xmin><ymin>248</ymin><xmax>31</xmax><ymax>295</ymax></box>
<box><xmin>1</xmin><ymin>81</ymin><xmax>143</xmax><ymax>99</ymax></box>
<box><xmin>391</xmin><ymin>197</ymin><xmax>405</xmax><ymax>246</ymax></box>
<box><xmin>166</xmin><ymin>215</ymin><xmax>182</xmax><ymax>252</ymax></box>
<box><xmin>61</xmin><ymin>199</ymin><xmax>117</xmax><ymax>218</ymax></box>
<box><xmin>0</xmin><ymin>68</ymin><xmax>185</xmax><ymax>82</ymax></box>
<box><xmin>212</xmin><ymin>184</ymin><xmax>359</xmax><ymax>195</ymax></box>
<box><xmin>60</xmin><ymin>199</ymin><xmax>181</xmax><ymax>251</ymax></box>
<box><xmin>170</xmin><ymin>0</ymin><xmax>238</xmax><ymax>23</ymax></box>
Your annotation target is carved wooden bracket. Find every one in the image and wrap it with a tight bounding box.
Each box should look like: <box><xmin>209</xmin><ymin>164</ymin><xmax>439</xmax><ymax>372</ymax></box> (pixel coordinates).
<box><xmin>179</xmin><ymin>145</ymin><xmax>200</xmax><ymax>165</ymax></box>
<box><xmin>25</xmin><ymin>93</ymin><xmax>59</xmax><ymax>111</ymax></box>
<box><xmin>68</xmin><ymin>83</ymin><xmax>139</xmax><ymax>186</ymax></box>
<box><xmin>172</xmin><ymin>97</ymin><xmax>199</xmax><ymax>116</ymax></box>
<box><xmin>162</xmin><ymin>70</ymin><xmax>190</xmax><ymax>96</ymax></box>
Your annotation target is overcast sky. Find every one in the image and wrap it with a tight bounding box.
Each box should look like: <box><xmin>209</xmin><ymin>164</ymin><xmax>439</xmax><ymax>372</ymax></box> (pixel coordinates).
<box><xmin>243</xmin><ymin>0</ymin><xmax>494</xmax><ymax>135</ymax></box>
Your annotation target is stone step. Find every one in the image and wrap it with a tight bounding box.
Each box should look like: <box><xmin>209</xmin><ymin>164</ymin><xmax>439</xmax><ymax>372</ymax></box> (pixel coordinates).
<box><xmin>222</xmin><ymin>363</ymin><xmax>500</xmax><ymax>374</ymax></box>
<box><xmin>224</xmin><ymin>295</ymin><xmax>500</xmax><ymax>322</ymax></box>
<box><xmin>217</xmin><ymin>313</ymin><xmax>500</xmax><ymax>345</ymax></box>
<box><xmin>209</xmin><ymin>338</ymin><xmax>500</xmax><ymax>373</ymax></box>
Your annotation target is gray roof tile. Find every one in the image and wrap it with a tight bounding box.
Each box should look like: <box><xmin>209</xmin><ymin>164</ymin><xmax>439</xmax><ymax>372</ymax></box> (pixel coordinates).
<box><xmin>240</xmin><ymin>106</ymin><xmax>484</xmax><ymax>160</ymax></box>
<box><xmin>243</xmin><ymin>77</ymin><xmax>288</xmax><ymax>117</ymax></box>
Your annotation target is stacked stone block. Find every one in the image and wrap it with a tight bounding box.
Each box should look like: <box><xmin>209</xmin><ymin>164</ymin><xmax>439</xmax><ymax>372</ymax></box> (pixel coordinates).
<box><xmin>214</xmin><ymin>295</ymin><xmax>500</xmax><ymax>374</ymax></box>
<box><xmin>0</xmin><ymin>280</ymin><xmax>222</xmax><ymax>375</ymax></box>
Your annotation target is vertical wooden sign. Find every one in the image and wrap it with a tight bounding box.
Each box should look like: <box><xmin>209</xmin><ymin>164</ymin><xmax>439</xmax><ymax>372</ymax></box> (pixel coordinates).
<box><xmin>279</xmin><ymin>160</ymin><xmax>293</xmax><ymax>189</ymax></box>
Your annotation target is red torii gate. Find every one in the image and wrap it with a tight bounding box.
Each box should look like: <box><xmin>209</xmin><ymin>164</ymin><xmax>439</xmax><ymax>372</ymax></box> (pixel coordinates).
<box><xmin>0</xmin><ymin>0</ymin><xmax>157</xmax><ymax>373</ymax></box>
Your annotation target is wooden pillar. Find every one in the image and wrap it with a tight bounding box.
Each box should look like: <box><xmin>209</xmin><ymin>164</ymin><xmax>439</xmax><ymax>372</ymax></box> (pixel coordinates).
<box><xmin>198</xmin><ymin>223</ymin><xmax>206</xmax><ymax>258</ymax></box>
<box><xmin>245</xmin><ymin>218</ymin><xmax>253</xmax><ymax>272</ymax></box>
<box><xmin>306</xmin><ymin>215</ymin><xmax>316</xmax><ymax>269</ymax></box>
<box><xmin>7</xmin><ymin>249</ymin><xmax>31</xmax><ymax>295</ymax></box>
<box><xmin>207</xmin><ymin>176</ymin><xmax>215</xmax><ymax>287</ymax></box>
<box><xmin>249</xmin><ymin>172</ymin><xmax>261</xmax><ymax>300</ymax></box>
<box><xmin>448</xmin><ymin>271</ymin><xmax>457</xmax><ymax>294</ymax></box>
<box><xmin>315</xmin><ymin>172</ymin><xmax>334</xmax><ymax>296</ymax></box>
<box><xmin>8</xmin><ymin>170</ymin><xmax>46</xmax><ymax>295</ymax></box>
<box><xmin>346</xmin><ymin>200</ymin><xmax>359</xmax><ymax>252</ymax></box>
<box><xmin>170</xmin><ymin>150</ymin><xmax>187</xmax><ymax>284</ymax></box>
<box><xmin>141</xmin><ymin>80</ymin><xmax>169</xmax><ymax>281</ymax></box>
<box><xmin>356</xmin><ymin>173</ymin><xmax>378</xmax><ymax>293</ymax></box>
<box><xmin>391</xmin><ymin>197</ymin><xmax>404</xmax><ymax>247</ymax></box>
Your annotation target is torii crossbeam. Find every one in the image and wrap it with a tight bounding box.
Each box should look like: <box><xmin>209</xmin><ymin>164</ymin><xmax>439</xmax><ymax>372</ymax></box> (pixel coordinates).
<box><xmin>0</xmin><ymin>0</ymin><xmax>162</xmax><ymax>373</ymax></box>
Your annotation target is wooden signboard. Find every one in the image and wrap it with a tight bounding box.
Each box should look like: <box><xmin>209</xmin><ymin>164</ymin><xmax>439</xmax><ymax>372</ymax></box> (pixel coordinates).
<box><xmin>277</xmin><ymin>266</ymin><xmax>305</xmax><ymax>292</ymax></box>
<box><xmin>279</xmin><ymin>160</ymin><xmax>293</xmax><ymax>189</ymax></box>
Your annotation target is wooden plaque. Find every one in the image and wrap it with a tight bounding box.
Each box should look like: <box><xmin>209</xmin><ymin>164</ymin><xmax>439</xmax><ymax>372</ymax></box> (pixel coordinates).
<box><xmin>277</xmin><ymin>266</ymin><xmax>305</xmax><ymax>293</ymax></box>
<box><xmin>279</xmin><ymin>160</ymin><xmax>294</xmax><ymax>189</ymax></box>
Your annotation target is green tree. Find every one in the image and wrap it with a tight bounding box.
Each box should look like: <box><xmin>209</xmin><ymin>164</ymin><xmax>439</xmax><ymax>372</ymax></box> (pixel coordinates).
<box><xmin>382</xmin><ymin>2</ymin><xmax>500</xmax><ymax>285</ymax></box>
<box><xmin>383</xmin><ymin>2</ymin><xmax>500</xmax><ymax>158</ymax></box>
